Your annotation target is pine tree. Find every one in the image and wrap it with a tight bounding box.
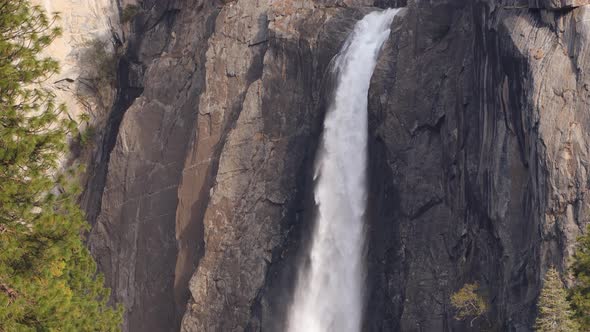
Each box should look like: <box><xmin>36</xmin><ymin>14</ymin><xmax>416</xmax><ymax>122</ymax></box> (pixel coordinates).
<box><xmin>0</xmin><ymin>0</ymin><xmax>122</xmax><ymax>330</ymax></box>
<box><xmin>571</xmin><ymin>225</ymin><xmax>590</xmax><ymax>330</ymax></box>
<box><xmin>535</xmin><ymin>268</ymin><xmax>579</xmax><ymax>332</ymax></box>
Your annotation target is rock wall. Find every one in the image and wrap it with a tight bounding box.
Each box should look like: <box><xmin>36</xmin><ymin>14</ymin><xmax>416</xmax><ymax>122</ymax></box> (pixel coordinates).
<box><xmin>36</xmin><ymin>0</ymin><xmax>118</xmax><ymax>160</ymax></box>
<box><xmin>86</xmin><ymin>1</ymin><xmax>221</xmax><ymax>331</ymax></box>
<box><xmin>79</xmin><ymin>0</ymin><xmax>590</xmax><ymax>331</ymax></box>
<box><xmin>367</xmin><ymin>0</ymin><xmax>590</xmax><ymax>330</ymax></box>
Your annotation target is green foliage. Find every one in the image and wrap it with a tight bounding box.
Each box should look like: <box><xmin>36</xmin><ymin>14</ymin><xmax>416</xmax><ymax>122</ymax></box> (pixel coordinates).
<box><xmin>79</xmin><ymin>125</ymin><xmax>96</xmax><ymax>147</ymax></box>
<box><xmin>535</xmin><ymin>268</ymin><xmax>579</xmax><ymax>332</ymax></box>
<box><xmin>0</xmin><ymin>0</ymin><xmax>122</xmax><ymax>330</ymax></box>
<box><xmin>451</xmin><ymin>282</ymin><xmax>489</xmax><ymax>327</ymax></box>
<box><xmin>570</xmin><ymin>225</ymin><xmax>590</xmax><ymax>330</ymax></box>
<box><xmin>83</xmin><ymin>38</ymin><xmax>117</xmax><ymax>89</ymax></box>
<box><xmin>77</xmin><ymin>37</ymin><xmax>118</xmax><ymax>112</ymax></box>
<box><xmin>121</xmin><ymin>4</ymin><xmax>139</xmax><ymax>24</ymax></box>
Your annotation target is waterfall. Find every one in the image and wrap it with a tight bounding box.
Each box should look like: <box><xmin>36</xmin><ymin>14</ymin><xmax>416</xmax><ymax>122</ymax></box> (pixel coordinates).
<box><xmin>287</xmin><ymin>8</ymin><xmax>400</xmax><ymax>332</ymax></box>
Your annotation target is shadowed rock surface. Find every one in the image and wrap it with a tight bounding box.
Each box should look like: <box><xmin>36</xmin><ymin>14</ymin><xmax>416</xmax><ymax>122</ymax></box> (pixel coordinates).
<box><xmin>80</xmin><ymin>0</ymin><xmax>590</xmax><ymax>331</ymax></box>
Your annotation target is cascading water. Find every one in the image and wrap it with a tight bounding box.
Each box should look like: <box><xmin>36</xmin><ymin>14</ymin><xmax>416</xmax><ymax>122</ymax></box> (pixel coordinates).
<box><xmin>287</xmin><ymin>8</ymin><xmax>400</xmax><ymax>332</ymax></box>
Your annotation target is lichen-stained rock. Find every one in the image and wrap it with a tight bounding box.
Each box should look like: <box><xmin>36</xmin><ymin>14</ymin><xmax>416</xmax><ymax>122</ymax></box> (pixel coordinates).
<box><xmin>366</xmin><ymin>1</ymin><xmax>590</xmax><ymax>331</ymax></box>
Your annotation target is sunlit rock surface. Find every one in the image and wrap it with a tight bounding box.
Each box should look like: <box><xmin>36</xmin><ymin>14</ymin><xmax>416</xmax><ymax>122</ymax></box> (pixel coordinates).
<box><xmin>35</xmin><ymin>0</ymin><xmax>118</xmax><ymax>127</ymax></box>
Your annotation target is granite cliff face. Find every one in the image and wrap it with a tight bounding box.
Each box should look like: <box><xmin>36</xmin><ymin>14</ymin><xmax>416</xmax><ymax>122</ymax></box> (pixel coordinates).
<box><xmin>73</xmin><ymin>0</ymin><xmax>590</xmax><ymax>331</ymax></box>
<box><xmin>34</xmin><ymin>0</ymin><xmax>118</xmax><ymax>166</ymax></box>
<box><xmin>367</xmin><ymin>1</ymin><xmax>590</xmax><ymax>330</ymax></box>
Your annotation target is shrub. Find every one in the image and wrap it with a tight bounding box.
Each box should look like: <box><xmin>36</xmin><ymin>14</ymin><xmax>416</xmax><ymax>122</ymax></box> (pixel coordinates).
<box><xmin>451</xmin><ymin>282</ymin><xmax>489</xmax><ymax>327</ymax></box>
<box><xmin>121</xmin><ymin>4</ymin><xmax>139</xmax><ymax>24</ymax></box>
<box><xmin>83</xmin><ymin>38</ymin><xmax>117</xmax><ymax>88</ymax></box>
<box><xmin>80</xmin><ymin>125</ymin><xmax>96</xmax><ymax>147</ymax></box>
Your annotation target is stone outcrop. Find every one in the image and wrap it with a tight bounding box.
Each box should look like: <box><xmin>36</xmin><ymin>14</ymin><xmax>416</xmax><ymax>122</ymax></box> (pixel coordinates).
<box><xmin>75</xmin><ymin>0</ymin><xmax>590</xmax><ymax>331</ymax></box>
<box><xmin>36</xmin><ymin>0</ymin><xmax>119</xmax><ymax>160</ymax></box>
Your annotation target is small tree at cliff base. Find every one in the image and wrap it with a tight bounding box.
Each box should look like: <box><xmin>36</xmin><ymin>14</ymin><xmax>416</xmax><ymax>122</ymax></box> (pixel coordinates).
<box><xmin>0</xmin><ymin>0</ymin><xmax>122</xmax><ymax>330</ymax></box>
<box><xmin>570</xmin><ymin>225</ymin><xmax>590</xmax><ymax>330</ymax></box>
<box><xmin>451</xmin><ymin>282</ymin><xmax>489</xmax><ymax>327</ymax></box>
<box><xmin>535</xmin><ymin>268</ymin><xmax>579</xmax><ymax>332</ymax></box>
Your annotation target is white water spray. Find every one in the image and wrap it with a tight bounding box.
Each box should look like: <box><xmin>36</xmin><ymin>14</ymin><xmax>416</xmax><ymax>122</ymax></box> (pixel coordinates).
<box><xmin>287</xmin><ymin>9</ymin><xmax>400</xmax><ymax>332</ymax></box>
